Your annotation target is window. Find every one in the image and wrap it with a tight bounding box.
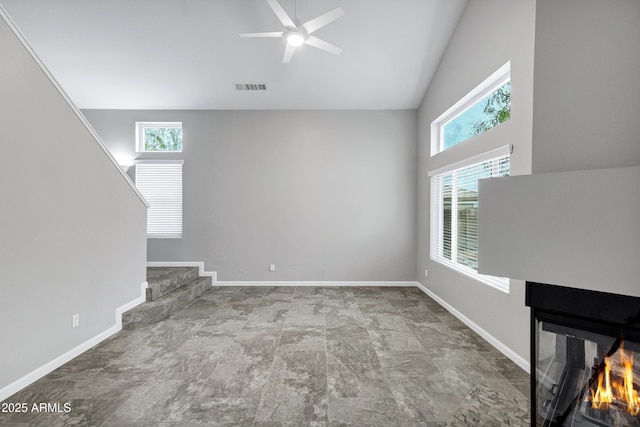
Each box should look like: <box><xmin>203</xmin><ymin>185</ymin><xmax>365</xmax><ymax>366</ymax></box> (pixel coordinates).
<box><xmin>135</xmin><ymin>161</ymin><xmax>183</xmax><ymax>238</ymax></box>
<box><xmin>136</xmin><ymin>122</ymin><xmax>183</xmax><ymax>152</ymax></box>
<box><xmin>431</xmin><ymin>62</ymin><xmax>511</xmax><ymax>155</ymax></box>
<box><xmin>430</xmin><ymin>145</ymin><xmax>511</xmax><ymax>292</ymax></box>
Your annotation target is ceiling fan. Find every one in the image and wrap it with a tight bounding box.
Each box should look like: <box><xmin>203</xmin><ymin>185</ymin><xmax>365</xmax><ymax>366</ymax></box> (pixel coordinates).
<box><xmin>239</xmin><ymin>0</ymin><xmax>344</xmax><ymax>63</ymax></box>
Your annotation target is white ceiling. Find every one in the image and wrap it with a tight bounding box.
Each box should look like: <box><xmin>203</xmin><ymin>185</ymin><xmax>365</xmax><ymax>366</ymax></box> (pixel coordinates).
<box><xmin>0</xmin><ymin>0</ymin><xmax>467</xmax><ymax>110</ymax></box>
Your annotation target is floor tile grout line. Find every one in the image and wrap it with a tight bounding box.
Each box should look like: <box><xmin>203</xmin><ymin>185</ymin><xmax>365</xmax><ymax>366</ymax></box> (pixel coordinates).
<box><xmin>159</xmin><ymin>287</ymin><xmax>243</xmax><ymax>424</ymax></box>
<box><xmin>358</xmin><ymin>289</ymin><xmax>414</xmax><ymax>422</ymax></box>
<box><xmin>323</xmin><ymin>287</ymin><xmax>330</xmax><ymax>423</ymax></box>
<box><xmin>381</xmin><ymin>289</ymin><xmax>526</xmax><ymax>424</ymax></box>
<box><xmin>252</xmin><ymin>286</ymin><xmax>296</xmax><ymax>425</ymax></box>
<box><xmin>94</xmin><ymin>320</ymin><xmax>191</xmax><ymax>427</ymax></box>
<box><xmin>165</xmin><ymin>285</ymin><xmax>262</xmax><ymax>425</ymax></box>
<box><xmin>181</xmin><ymin>286</ymin><xmax>281</xmax><ymax>425</ymax></box>
<box><xmin>381</xmin><ymin>290</ymin><xmax>430</xmax><ymax>354</ymax></box>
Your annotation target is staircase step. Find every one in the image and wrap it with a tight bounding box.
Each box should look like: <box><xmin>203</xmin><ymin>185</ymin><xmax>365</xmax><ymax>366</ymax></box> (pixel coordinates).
<box><xmin>146</xmin><ymin>266</ymin><xmax>200</xmax><ymax>301</ymax></box>
<box><xmin>123</xmin><ymin>275</ymin><xmax>212</xmax><ymax>329</ymax></box>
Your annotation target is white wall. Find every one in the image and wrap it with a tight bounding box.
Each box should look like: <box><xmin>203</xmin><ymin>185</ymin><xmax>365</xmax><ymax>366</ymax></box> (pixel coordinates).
<box><xmin>84</xmin><ymin>109</ymin><xmax>417</xmax><ymax>281</ymax></box>
<box><xmin>417</xmin><ymin>0</ymin><xmax>536</xmax><ymax>365</ymax></box>
<box><xmin>0</xmin><ymin>11</ymin><xmax>147</xmax><ymax>396</ymax></box>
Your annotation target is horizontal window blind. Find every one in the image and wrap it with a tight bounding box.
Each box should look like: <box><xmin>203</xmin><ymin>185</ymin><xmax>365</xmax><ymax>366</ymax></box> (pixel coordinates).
<box><xmin>430</xmin><ymin>147</ymin><xmax>510</xmax><ymax>292</ymax></box>
<box><xmin>135</xmin><ymin>162</ymin><xmax>183</xmax><ymax>238</ymax></box>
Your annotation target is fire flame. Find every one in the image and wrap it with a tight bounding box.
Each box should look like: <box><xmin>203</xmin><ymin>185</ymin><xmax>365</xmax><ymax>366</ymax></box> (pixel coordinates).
<box><xmin>621</xmin><ymin>349</ymin><xmax>640</xmax><ymax>415</ymax></box>
<box><xmin>590</xmin><ymin>344</ymin><xmax>640</xmax><ymax>416</ymax></box>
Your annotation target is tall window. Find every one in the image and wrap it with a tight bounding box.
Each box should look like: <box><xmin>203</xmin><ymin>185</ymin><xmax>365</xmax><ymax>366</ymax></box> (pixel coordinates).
<box><xmin>431</xmin><ymin>62</ymin><xmax>511</xmax><ymax>156</ymax></box>
<box><xmin>430</xmin><ymin>146</ymin><xmax>511</xmax><ymax>292</ymax></box>
<box><xmin>135</xmin><ymin>161</ymin><xmax>183</xmax><ymax>238</ymax></box>
<box><xmin>136</xmin><ymin>122</ymin><xmax>183</xmax><ymax>152</ymax></box>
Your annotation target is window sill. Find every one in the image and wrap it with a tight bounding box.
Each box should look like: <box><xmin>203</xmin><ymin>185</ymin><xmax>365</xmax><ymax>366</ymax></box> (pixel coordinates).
<box><xmin>431</xmin><ymin>257</ymin><xmax>510</xmax><ymax>293</ymax></box>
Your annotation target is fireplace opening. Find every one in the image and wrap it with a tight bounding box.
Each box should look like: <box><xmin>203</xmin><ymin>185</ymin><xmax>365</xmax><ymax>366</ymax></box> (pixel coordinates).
<box><xmin>526</xmin><ymin>282</ymin><xmax>640</xmax><ymax>426</ymax></box>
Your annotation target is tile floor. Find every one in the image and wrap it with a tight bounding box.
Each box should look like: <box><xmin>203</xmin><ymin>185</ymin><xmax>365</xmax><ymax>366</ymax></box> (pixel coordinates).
<box><xmin>1</xmin><ymin>286</ymin><xmax>530</xmax><ymax>426</ymax></box>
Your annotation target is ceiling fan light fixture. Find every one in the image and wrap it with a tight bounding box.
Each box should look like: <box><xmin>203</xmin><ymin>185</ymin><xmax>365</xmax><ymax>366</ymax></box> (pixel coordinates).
<box><xmin>286</xmin><ymin>31</ymin><xmax>305</xmax><ymax>46</ymax></box>
<box><xmin>240</xmin><ymin>0</ymin><xmax>344</xmax><ymax>63</ymax></box>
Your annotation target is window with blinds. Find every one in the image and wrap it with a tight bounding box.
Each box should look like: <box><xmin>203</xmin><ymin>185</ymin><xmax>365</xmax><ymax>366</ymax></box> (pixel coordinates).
<box><xmin>430</xmin><ymin>145</ymin><xmax>511</xmax><ymax>292</ymax></box>
<box><xmin>135</xmin><ymin>162</ymin><xmax>183</xmax><ymax>238</ymax></box>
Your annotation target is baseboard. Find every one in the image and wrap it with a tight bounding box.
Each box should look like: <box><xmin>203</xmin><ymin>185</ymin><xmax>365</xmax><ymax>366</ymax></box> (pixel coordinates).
<box><xmin>215</xmin><ymin>280</ymin><xmax>418</xmax><ymax>287</ymax></box>
<box><xmin>115</xmin><ymin>281</ymin><xmax>148</xmax><ymax>329</ymax></box>
<box><xmin>0</xmin><ymin>326</ymin><xmax>120</xmax><ymax>402</ymax></box>
<box><xmin>0</xmin><ymin>280</ymin><xmax>148</xmax><ymax>402</ymax></box>
<box><xmin>147</xmin><ymin>261</ymin><xmax>217</xmax><ymax>282</ymax></box>
<box><xmin>415</xmin><ymin>282</ymin><xmax>530</xmax><ymax>373</ymax></box>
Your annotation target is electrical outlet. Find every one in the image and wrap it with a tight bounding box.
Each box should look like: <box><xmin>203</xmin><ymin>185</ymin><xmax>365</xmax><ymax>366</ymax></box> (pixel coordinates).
<box><xmin>72</xmin><ymin>314</ymin><xmax>79</xmax><ymax>328</ymax></box>
<box><xmin>269</xmin><ymin>264</ymin><xmax>276</xmax><ymax>272</ymax></box>
<box><xmin>424</xmin><ymin>269</ymin><xmax>429</xmax><ymax>278</ymax></box>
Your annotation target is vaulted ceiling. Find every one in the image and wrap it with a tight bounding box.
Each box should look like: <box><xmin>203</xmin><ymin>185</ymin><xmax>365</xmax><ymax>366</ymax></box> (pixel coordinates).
<box><xmin>1</xmin><ymin>0</ymin><xmax>467</xmax><ymax>110</ymax></box>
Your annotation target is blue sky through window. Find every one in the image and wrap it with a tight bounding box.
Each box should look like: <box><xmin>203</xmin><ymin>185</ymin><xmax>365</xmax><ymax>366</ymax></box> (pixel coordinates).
<box><xmin>442</xmin><ymin>81</ymin><xmax>510</xmax><ymax>150</ymax></box>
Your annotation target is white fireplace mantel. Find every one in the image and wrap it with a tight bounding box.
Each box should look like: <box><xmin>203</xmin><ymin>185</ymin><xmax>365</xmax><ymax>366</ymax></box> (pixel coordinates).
<box><xmin>478</xmin><ymin>166</ymin><xmax>640</xmax><ymax>297</ymax></box>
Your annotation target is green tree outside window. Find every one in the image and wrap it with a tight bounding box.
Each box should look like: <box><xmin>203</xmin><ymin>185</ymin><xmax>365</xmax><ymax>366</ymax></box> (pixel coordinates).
<box><xmin>144</xmin><ymin>127</ymin><xmax>183</xmax><ymax>152</ymax></box>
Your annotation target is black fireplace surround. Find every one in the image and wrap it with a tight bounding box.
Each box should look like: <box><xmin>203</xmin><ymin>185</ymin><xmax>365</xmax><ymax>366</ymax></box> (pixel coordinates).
<box><xmin>526</xmin><ymin>282</ymin><xmax>640</xmax><ymax>426</ymax></box>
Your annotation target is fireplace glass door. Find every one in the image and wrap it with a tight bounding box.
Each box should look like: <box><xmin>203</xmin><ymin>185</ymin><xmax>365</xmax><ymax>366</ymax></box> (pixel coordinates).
<box><xmin>536</xmin><ymin>319</ymin><xmax>640</xmax><ymax>426</ymax></box>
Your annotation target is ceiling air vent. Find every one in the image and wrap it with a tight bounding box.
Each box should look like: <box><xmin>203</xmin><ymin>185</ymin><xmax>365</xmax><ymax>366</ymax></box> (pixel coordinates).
<box><xmin>235</xmin><ymin>83</ymin><xmax>267</xmax><ymax>91</ymax></box>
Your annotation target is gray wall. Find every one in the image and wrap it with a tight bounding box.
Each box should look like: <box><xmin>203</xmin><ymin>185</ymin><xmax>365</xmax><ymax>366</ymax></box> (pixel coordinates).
<box><xmin>478</xmin><ymin>167</ymin><xmax>640</xmax><ymax>296</ymax></box>
<box><xmin>84</xmin><ymin>109</ymin><xmax>418</xmax><ymax>281</ymax></box>
<box><xmin>416</xmin><ymin>0</ymin><xmax>536</xmax><ymax>362</ymax></box>
<box><xmin>532</xmin><ymin>0</ymin><xmax>640</xmax><ymax>173</ymax></box>
<box><xmin>0</xmin><ymin>12</ymin><xmax>147</xmax><ymax>391</ymax></box>
<box><xmin>478</xmin><ymin>0</ymin><xmax>640</xmax><ymax>297</ymax></box>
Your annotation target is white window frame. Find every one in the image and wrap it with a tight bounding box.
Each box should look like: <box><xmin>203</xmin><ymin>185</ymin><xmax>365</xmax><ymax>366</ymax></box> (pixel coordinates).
<box><xmin>135</xmin><ymin>121</ymin><xmax>183</xmax><ymax>153</ymax></box>
<box><xmin>135</xmin><ymin>160</ymin><xmax>183</xmax><ymax>239</ymax></box>
<box><xmin>431</xmin><ymin>61</ymin><xmax>511</xmax><ymax>156</ymax></box>
<box><xmin>429</xmin><ymin>145</ymin><xmax>511</xmax><ymax>293</ymax></box>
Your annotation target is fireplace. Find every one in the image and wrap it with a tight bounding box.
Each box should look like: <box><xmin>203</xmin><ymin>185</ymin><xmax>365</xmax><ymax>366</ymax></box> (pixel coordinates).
<box><xmin>526</xmin><ymin>282</ymin><xmax>640</xmax><ymax>426</ymax></box>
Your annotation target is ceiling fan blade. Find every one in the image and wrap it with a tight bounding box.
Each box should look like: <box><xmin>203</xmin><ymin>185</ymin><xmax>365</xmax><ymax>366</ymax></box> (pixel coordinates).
<box><xmin>301</xmin><ymin>7</ymin><xmax>344</xmax><ymax>34</ymax></box>
<box><xmin>239</xmin><ymin>31</ymin><xmax>284</xmax><ymax>38</ymax></box>
<box><xmin>305</xmin><ymin>35</ymin><xmax>342</xmax><ymax>55</ymax></box>
<box><xmin>282</xmin><ymin>43</ymin><xmax>297</xmax><ymax>63</ymax></box>
<box><xmin>266</xmin><ymin>0</ymin><xmax>296</xmax><ymax>28</ymax></box>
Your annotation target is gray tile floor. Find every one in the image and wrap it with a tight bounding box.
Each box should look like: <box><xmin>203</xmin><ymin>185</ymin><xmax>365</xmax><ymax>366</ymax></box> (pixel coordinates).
<box><xmin>1</xmin><ymin>286</ymin><xmax>530</xmax><ymax>426</ymax></box>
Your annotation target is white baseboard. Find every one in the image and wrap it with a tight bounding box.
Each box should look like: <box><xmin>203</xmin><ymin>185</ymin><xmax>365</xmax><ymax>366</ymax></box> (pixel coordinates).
<box><xmin>0</xmin><ymin>280</ymin><xmax>148</xmax><ymax>402</ymax></box>
<box><xmin>0</xmin><ymin>326</ymin><xmax>119</xmax><ymax>403</ymax></box>
<box><xmin>215</xmin><ymin>280</ymin><xmax>418</xmax><ymax>287</ymax></box>
<box><xmin>415</xmin><ymin>282</ymin><xmax>530</xmax><ymax>373</ymax></box>
<box><xmin>115</xmin><ymin>281</ymin><xmax>148</xmax><ymax>329</ymax></box>
<box><xmin>147</xmin><ymin>261</ymin><xmax>217</xmax><ymax>283</ymax></box>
